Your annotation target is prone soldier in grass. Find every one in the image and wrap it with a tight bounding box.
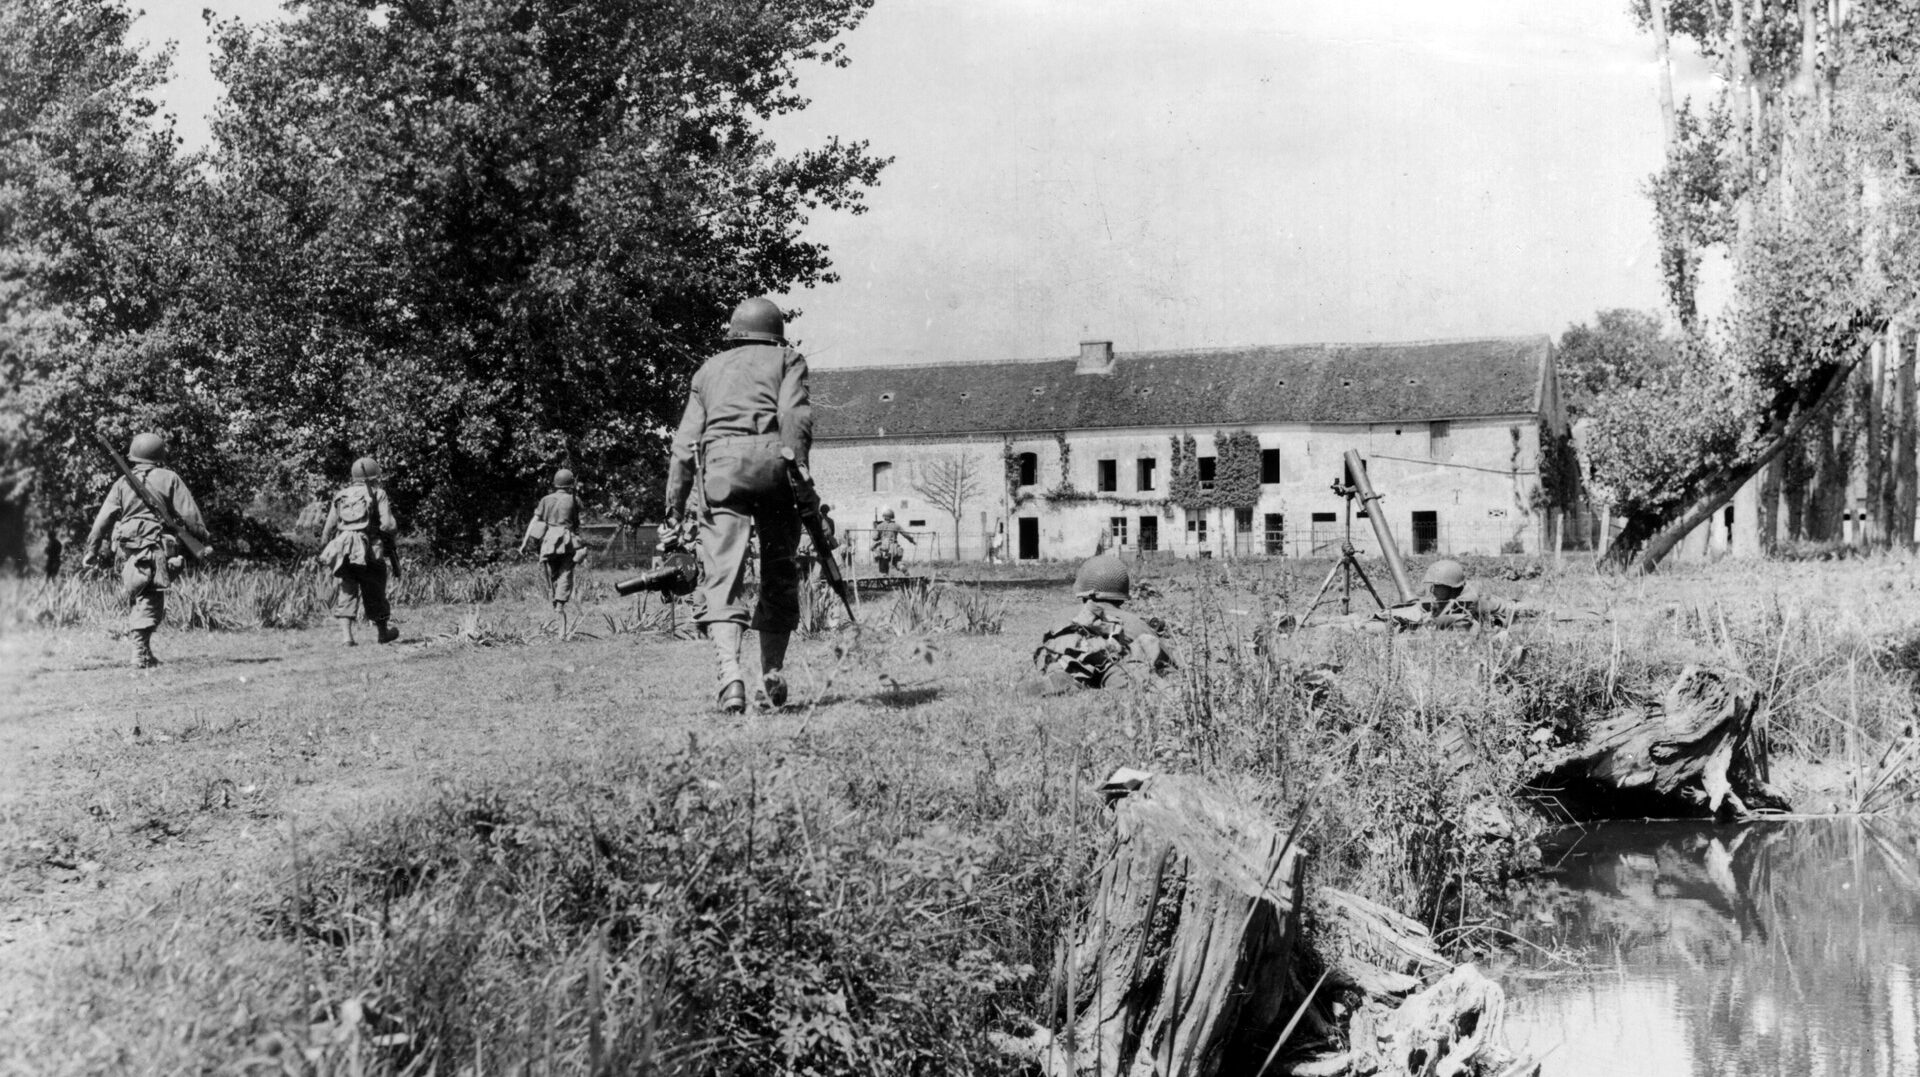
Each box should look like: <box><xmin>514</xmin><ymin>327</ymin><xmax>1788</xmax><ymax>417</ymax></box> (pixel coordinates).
<box><xmin>317</xmin><ymin>457</ymin><xmax>401</xmax><ymax>646</ymax></box>
<box><xmin>84</xmin><ymin>432</ymin><xmax>214</xmax><ymax>669</ymax></box>
<box><xmin>1025</xmin><ymin>552</ymin><xmax>1175</xmax><ymax>694</ymax></box>
<box><xmin>665</xmin><ymin>297</ymin><xmax>813</xmax><ymax>714</ymax></box>
<box><xmin>520</xmin><ymin>467</ymin><xmax>592</xmax><ymax>636</ymax></box>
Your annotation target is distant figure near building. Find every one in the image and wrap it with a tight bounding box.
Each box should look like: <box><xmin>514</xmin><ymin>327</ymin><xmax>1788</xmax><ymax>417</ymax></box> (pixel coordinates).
<box><xmin>665</xmin><ymin>296</ymin><xmax>813</xmax><ymax>715</ymax></box>
<box><xmin>870</xmin><ymin>508</ymin><xmax>913</xmax><ymax>574</ymax></box>
<box><xmin>318</xmin><ymin>457</ymin><xmax>401</xmax><ymax>646</ymax></box>
<box><xmin>83</xmin><ymin>433</ymin><xmax>213</xmax><ymax>668</ymax></box>
<box><xmin>987</xmin><ymin>521</ymin><xmax>1006</xmax><ymax>564</ymax></box>
<box><xmin>521</xmin><ymin>468</ymin><xmax>590</xmax><ymax>636</ymax></box>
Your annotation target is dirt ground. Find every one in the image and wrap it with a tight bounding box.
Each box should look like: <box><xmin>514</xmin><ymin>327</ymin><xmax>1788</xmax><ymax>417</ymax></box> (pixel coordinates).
<box><xmin>0</xmin><ymin>579</ymin><xmax>1087</xmax><ymax>1037</ymax></box>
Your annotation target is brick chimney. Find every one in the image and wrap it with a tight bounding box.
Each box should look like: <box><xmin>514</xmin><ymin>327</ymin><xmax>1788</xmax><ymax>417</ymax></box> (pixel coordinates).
<box><xmin>1076</xmin><ymin>340</ymin><xmax>1114</xmax><ymax>375</ymax></box>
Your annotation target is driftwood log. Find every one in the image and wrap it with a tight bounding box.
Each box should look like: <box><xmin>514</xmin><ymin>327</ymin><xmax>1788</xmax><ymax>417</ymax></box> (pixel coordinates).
<box><xmin>999</xmin><ymin>770</ymin><xmax>1529</xmax><ymax>1077</ymax></box>
<box><xmin>1529</xmin><ymin>665</ymin><xmax>1789</xmax><ymax>818</ymax></box>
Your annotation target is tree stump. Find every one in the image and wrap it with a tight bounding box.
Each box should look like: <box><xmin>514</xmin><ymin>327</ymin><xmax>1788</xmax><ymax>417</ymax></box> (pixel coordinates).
<box><xmin>1031</xmin><ymin>772</ymin><xmax>1306</xmax><ymax>1077</ymax></box>
<box><xmin>1530</xmin><ymin>665</ymin><xmax>1789</xmax><ymax>818</ymax></box>
<box><xmin>1005</xmin><ymin>772</ymin><xmax>1531</xmax><ymax>1077</ymax></box>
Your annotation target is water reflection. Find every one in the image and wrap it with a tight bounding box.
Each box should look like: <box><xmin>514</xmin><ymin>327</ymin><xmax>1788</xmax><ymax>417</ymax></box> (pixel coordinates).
<box><xmin>1502</xmin><ymin>818</ymin><xmax>1920</xmax><ymax>1076</ymax></box>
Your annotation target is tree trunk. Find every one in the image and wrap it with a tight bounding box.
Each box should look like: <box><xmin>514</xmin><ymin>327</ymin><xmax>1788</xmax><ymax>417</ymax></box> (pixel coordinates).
<box><xmin>1758</xmin><ymin>458</ymin><xmax>1782</xmax><ymax>552</ymax></box>
<box><xmin>1601</xmin><ymin>323</ymin><xmax>1883</xmax><ymax>572</ymax></box>
<box><xmin>1865</xmin><ymin>338</ymin><xmax>1887</xmax><ymax>547</ymax></box>
<box><xmin>0</xmin><ymin>469</ymin><xmax>31</xmax><ymax>574</ymax></box>
<box><xmin>1897</xmin><ymin>328</ymin><xmax>1917</xmax><ymax>547</ymax></box>
<box><xmin>1528</xmin><ymin>666</ymin><xmax>1788</xmax><ymax>818</ymax></box>
<box><xmin>1730</xmin><ymin>0</ymin><xmax>1752</xmax><ymax>182</ymax></box>
<box><xmin>1650</xmin><ymin>0</ymin><xmax>1677</xmax><ymax>146</ymax></box>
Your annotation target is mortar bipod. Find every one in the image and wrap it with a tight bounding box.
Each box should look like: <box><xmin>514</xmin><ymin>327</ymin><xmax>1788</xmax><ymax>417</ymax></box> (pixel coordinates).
<box><xmin>1294</xmin><ymin>451</ymin><xmax>1415</xmax><ymax>628</ymax></box>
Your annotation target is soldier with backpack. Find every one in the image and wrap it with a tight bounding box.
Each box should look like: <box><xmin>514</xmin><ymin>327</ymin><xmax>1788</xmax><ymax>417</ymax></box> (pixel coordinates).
<box><xmin>519</xmin><ymin>468</ymin><xmax>591</xmax><ymax>636</ymax></box>
<box><xmin>83</xmin><ymin>432</ymin><xmax>214</xmax><ymax>668</ymax></box>
<box><xmin>317</xmin><ymin>457</ymin><xmax>401</xmax><ymax>646</ymax></box>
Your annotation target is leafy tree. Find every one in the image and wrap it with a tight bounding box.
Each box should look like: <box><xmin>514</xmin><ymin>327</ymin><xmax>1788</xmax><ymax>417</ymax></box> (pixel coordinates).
<box><xmin>910</xmin><ymin>454</ymin><xmax>981</xmax><ymax>558</ymax></box>
<box><xmin>1600</xmin><ymin>2</ymin><xmax>1920</xmax><ymax>569</ymax></box>
<box><xmin>192</xmin><ymin>0</ymin><xmax>888</xmax><ymax>548</ymax></box>
<box><xmin>0</xmin><ymin>0</ymin><xmax>230</xmax><ymax>566</ymax></box>
<box><xmin>1555</xmin><ymin>309</ymin><xmax>1679</xmax><ymax>418</ymax></box>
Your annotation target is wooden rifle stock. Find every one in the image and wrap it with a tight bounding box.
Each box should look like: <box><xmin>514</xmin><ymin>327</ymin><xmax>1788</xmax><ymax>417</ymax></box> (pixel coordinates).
<box><xmin>780</xmin><ymin>448</ymin><xmax>857</xmax><ymax>623</ymax></box>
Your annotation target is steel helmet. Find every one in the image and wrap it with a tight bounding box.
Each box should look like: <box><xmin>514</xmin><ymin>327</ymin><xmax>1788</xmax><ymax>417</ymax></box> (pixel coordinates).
<box><xmin>350</xmin><ymin>456</ymin><xmax>383</xmax><ymax>481</ymax></box>
<box><xmin>553</xmin><ymin>468</ymin><xmax>576</xmax><ymax>489</ymax></box>
<box><xmin>127</xmin><ymin>432</ymin><xmax>166</xmax><ymax>465</ymax></box>
<box><xmin>1423</xmin><ymin>559</ymin><xmax>1467</xmax><ymax>590</ymax></box>
<box><xmin>725</xmin><ymin>297</ymin><xmax>786</xmax><ymax>344</ymax></box>
<box><xmin>881</xmin><ymin>508</ymin><xmax>895</xmax><ymax>520</ymax></box>
<box><xmin>1074</xmin><ymin>554</ymin><xmax>1132</xmax><ymax>604</ymax></box>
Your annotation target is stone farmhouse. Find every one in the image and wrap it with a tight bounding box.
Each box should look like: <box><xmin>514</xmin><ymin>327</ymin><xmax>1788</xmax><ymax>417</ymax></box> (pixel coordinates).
<box><xmin>808</xmin><ymin>336</ymin><xmax>1570</xmax><ymax>564</ymax></box>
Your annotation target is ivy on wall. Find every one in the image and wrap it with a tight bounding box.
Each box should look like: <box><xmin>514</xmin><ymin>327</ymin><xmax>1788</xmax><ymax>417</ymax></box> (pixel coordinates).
<box><xmin>1214</xmin><ymin>430</ymin><xmax>1262</xmax><ymax>510</ymax></box>
<box><xmin>1167</xmin><ymin>431</ymin><xmax>1263</xmax><ymax>511</ymax></box>
<box><xmin>1533</xmin><ymin>421</ymin><xmax>1581</xmax><ymax>512</ymax></box>
<box><xmin>1169</xmin><ymin>434</ymin><xmax>1204</xmax><ymax>510</ymax></box>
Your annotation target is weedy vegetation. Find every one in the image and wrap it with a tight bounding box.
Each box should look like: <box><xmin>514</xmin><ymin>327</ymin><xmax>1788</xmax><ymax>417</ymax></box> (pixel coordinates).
<box><xmin>5</xmin><ymin>554</ymin><xmax>1920</xmax><ymax>1072</ymax></box>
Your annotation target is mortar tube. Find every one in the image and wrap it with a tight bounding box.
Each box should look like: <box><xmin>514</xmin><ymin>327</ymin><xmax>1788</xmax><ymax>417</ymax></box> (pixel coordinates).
<box><xmin>1343</xmin><ymin>449</ymin><xmax>1415</xmax><ymax>602</ymax></box>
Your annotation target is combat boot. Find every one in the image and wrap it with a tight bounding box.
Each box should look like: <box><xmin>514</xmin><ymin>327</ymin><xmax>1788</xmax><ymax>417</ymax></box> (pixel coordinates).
<box><xmin>710</xmin><ymin>621</ymin><xmax>746</xmax><ymax>714</ymax></box>
<box><xmin>758</xmin><ymin>630</ymin><xmax>791</xmax><ymax>709</ymax></box>
<box><xmin>375</xmin><ymin>620</ymin><xmax>400</xmax><ymax>644</ymax></box>
<box><xmin>131</xmin><ymin>628</ymin><xmax>159</xmax><ymax>669</ymax></box>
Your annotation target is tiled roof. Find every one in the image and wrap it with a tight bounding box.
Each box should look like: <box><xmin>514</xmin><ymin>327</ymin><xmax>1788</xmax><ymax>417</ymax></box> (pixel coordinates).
<box><xmin>810</xmin><ymin>336</ymin><xmax>1554</xmax><ymax>440</ymax></box>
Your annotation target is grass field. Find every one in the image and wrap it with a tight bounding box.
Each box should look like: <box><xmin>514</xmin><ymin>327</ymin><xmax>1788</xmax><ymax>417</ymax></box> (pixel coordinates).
<box><xmin>1</xmin><ymin>552</ymin><xmax>1917</xmax><ymax>1073</ymax></box>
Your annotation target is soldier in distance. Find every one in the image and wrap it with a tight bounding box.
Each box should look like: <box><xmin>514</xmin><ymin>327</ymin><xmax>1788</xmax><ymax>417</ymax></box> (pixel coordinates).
<box><xmin>870</xmin><ymin>508</ymin><xmax>914</xmax><ymax>575</ymax></box>
<box><xmin>83</xmin><ymin>432</ymin><xmax>214</xmax><ymax>669</ymax></box>
<box><xmin>664</xmin><ymin>297</ymin><xmax>812</xmax><ymax>715</ymax></box>
<box><xmin>520</xmin><ymin>468</ymin><xmax>596</xmax><ymax>637</ymax></box>
<box><xmin>317</xmin><ymin>457</ymin><xmax>401</xmax><ymax>646</ymax></box>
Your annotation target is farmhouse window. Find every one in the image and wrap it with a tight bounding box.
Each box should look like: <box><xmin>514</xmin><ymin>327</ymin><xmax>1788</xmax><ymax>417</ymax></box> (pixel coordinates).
<box><xmin>1017</xmin><ymin>452</ymin><xmax>1038</xmax><ymax>486</ymax></box>
<box><xmin>1261</xmin><ymin>448</ymin><xmax>1280</xmax><ymax>484</ymax></box>
<box><xmin>872</xmin><ymin>461</ymin><xmax>893</xmax><ymax>492</ymax></box>
<box><xmin>1137</xmin><ymin>458</ymin><xmax>1157</xmax><ymax>491</ymax></box>
<box><xmin>1264</xmin><ymin>513</ymin><xmax>1285</xmax><ymax>555</ymax></box>
<box><xmin>1110</xmin><ymin>516</ymin><xmax>1129</xmax><ymax>547</ymax></box>
<box><xmin>1138</xmin><ymin>516</ymin><xmax>1159</xmax><ymax>551</ymax></box>
<box><xmin>1097</xmin><ymin>459</ymin><xmax>1118</xmax><ymax>492</ymax></box>
<box><xmin>1429</xmin><ymin>421</ymin><xmax>1451</xmax><ymax>461</ymax></box>
<box><xmin>1198</xmin><ymin>456</ymin><xmax>1216</xmax><ymax>490</ymax></box>
<box><xmin>1186</xmin><ymin>515</ymin><xmax>1208</xmax><ymax>544</ymax></box>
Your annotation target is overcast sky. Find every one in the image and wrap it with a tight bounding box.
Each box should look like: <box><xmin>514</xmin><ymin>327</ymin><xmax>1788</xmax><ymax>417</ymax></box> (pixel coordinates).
<box><xmin>135</xmin><ymin>0</ymin><xmax>1712</xmax><ymax>368</ymax></box>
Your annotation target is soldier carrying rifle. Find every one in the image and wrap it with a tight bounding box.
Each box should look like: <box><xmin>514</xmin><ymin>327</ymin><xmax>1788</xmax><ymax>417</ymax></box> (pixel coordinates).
<box><xmin>664</xmin><ymin>297</ymin><xmax>814</xmax><ymax>715</ymax></box>
<box><xmin>520</xmin><ymin>467</ymin><xmax>595</xmax><ymax>637</ymax></box>
<box><xmin>83</xmin><ymin>431</ymin><xmax>214</xmax><ymax>669</ymax></box>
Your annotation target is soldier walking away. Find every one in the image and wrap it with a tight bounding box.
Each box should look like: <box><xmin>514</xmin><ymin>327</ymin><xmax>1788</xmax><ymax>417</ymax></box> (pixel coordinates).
<box><xmin>520</xmin><ymin>468</ymin><xmax>590</xmax><ymax>636</ymax></box>
<box><xmin>870</xmin><ymin>508</ymin><xmax>914</xmax><ymax>574</ymax></box>
<box><xmin>665</xmin><ymin>296</ymin><xmax>813</xmax><ymax>715</ymax></box>
<box><xmin>318</xmin><ymin>457</ymin><xmax>401</xmax><ymax>646</ymax></box>
<box><xmin>83</xmin><ymin>432</ymin><xmax>214</xmax><ymax>668</ymax></box>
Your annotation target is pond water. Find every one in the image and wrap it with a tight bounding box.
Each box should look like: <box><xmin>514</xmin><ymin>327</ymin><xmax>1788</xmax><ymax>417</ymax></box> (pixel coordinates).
<box><xmin>1502</xmin><ymin>818</ymin><xmax>1920</xmax><ymax>1077</ymax></box>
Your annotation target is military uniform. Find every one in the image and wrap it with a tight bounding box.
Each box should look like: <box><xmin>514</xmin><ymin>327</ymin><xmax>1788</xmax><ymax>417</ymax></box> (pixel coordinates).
<box><xmin>871</xmin><ymin>515</ymin><xmax>913</xmax><ymax>574</ymax></box>
<box><xmin>84</xmin><ymin>434</ymin><xmax>211</xmax><ymax>668</ymax></box>
<box><xmin>666</xmin><ymin>297</ymin><xmax>812</xmax><ymax>713</ymax></box>
<box><xmin>1026</xmin><ymin>554</ymin><xmax>1175</xmax><ymax>694</ymax></box>
<box><xmin>318</xmin><ymin>459</ymin><xmax>401</xmax><ymax>644</ymax></box>
<box><xmin>523</xmin><ymin>472</ymin><xmax>586</xmax><ymax>608</ymax></box>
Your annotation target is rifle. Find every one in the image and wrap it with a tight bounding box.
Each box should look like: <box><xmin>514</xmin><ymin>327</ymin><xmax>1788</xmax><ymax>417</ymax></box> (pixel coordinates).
<box><xmin>780</xmin><ymin>447</ymin><xmax>856</xmax><ymax>624</ymax></box>
<box><xmin>92</xmin><ymin>429</ymin><xmax>208</xmax><ymax>561</ymax></box>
